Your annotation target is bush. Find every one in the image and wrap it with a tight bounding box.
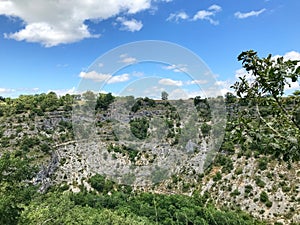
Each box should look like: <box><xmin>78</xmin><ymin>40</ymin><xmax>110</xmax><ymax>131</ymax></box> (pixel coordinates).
<box><xmin>230</xmin><ymin>189</ymin><xmax>241</xmax><ymax>197</ymax></box>
<box><xmin>235</xmin><ymin>167</ymin><xmax>243</xmax><ymax>175</ymax></box>
<box><xmin>260</xmin><ymin>191</ymin><xmax>268</xmax><ymax>203</ymax></box>
<box><xmin>89</xmin><ymin>174</ymin><xmax>107</xmax><ymax>193</ymax></box>
<box><xmin>255</xmin><ymin>177</ymin><xmax>266</xmax><ymax>188</ymax></box>
<box><xmin>130</xmin><ymin>117</ymin><xmax>149</xmax><ymax>140</ymax></box>
<box><xmin>40</xmin><ymin>143</ymin><xmax>51</xmax><ymax>153</ymax></box>
<box><xmin>213</xmin><ymin>172</ymin><xmax>222</xmax><ymax>182</ymax></box>
<box><xmin>201</xmin><ymin>123</ymin><xmax>211</xmax><ymax>136</ymax></box>
<box><xmin>258</xmin><ymin>157</ymin><xmax>268</xmax><ymax>171</ymax></box>
<box><xmin>265</xmin><ymin>200</ymin><xmax>273</xmax><ymax>208</ymax></box>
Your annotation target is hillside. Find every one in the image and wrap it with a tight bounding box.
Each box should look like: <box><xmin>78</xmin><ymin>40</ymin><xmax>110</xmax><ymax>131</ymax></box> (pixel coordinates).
<box><xmin>0</xmin><ymin>91</ymin><xmax>299</xmax><ymax>224</ymax></box>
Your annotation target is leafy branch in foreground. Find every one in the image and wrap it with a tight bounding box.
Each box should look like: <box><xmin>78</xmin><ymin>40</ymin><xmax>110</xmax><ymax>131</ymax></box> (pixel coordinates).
<box><xmin>232</xmin><ymin>50</ymin><xmax>300</xmax><ymax>161</ymax></box>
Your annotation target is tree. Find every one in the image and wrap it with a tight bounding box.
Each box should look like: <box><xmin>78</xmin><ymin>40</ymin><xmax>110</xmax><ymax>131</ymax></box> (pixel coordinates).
<box><xmin>232</xmin><ymin>50</ymin><xmax>300</xmax><ymax>161</ymax></box>
<box><xmin>40</xmin><ymin>92</ymin><xmax>59</xmax><ymax>111</ymax></box>
<box><xmin>293</xmin><ymin>90</ymin><xmax>300</xmax><ymax>96</ymax></box>
<box><xmin>129</xmin><ymin>117</ymin><xmax>149</xmax><ymax>140</ymax></box>
<box><xmin>0</xmin><ymin>151</ymin><xmax>37</xmax><ymax>224</ymax></box>
<box><xmin>161</xmin><ymin>91</ymin><xmax>168</xmax><ymax>100</ymax></box>
<box><xmin>225</xmin><ymin>92</ymin><xmax>237</xmax><ymax>104</ymax></box>
<box><xmin>95</xmin><ymin>93</ymin><xmax>115</xmax><ymax>111</ymax></box>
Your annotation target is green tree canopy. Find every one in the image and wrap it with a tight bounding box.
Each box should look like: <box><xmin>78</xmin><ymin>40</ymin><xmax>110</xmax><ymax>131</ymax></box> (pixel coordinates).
<box><xmin>232</xmin><ymin>50</ymin><xmax>300</xmax><ymax>161</ymax></box>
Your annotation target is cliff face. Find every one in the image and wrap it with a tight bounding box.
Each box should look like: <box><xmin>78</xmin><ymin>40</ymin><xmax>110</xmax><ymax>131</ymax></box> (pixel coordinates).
<box><xmin>0</xmin><ymin>98</ymin><xmax>299</xmax><ymax>224</ymax></box>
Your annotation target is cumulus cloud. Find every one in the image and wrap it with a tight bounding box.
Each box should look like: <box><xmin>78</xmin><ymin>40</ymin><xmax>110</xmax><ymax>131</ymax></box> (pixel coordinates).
<box><xmin>214</xmin><ymin>80</ymin><xmax>234</xmax><ymax>95</ymax></box>
<box><xmin>283</xmin><ymin>51</ymin><xmax>300</xmax><ymax>61</ymax></box>
<box><xmin>168</xmin><ymin>88</ymin><xmax>189</xmax><ymax>100</ymax></box>
<box><xmin>167</xmin><ymin>4</ymin><xmax>221</xmax><ymax>25</ymax></box>
<box><xmin>192</xmin><ymin>4</ymin><xmax>222</xmax><ymax>25</ymax></box>
<box><xmin>47</xmin><ymin>87</ymin><xmax>76</xmax><ymax>96</ymax></box>
<box><xmin>116</xmin><ymin>17</ymin><xmax>143</xmax><ymax>32</ymax></box>
<box><xmin>79</xmin><ymin>71</ymin><xmax>129</xmax><ymax>84</ymax></box>
<box><xmin>158</xmin><ymin>78</ymin><xmax>183</xmax><ymax>86</ymax></box>
<box><xmin>119</xmin><ymin>54</ymin><xmax>137</xmax><ymax>64</ymax></box>
<box><xmin>208</xmin><ymin>4</ymin><xmax>222</xmax><ymax>12</ymax></box>
<box><xmin>79</xmin><ymin>71</ymin><xmax>111</xmax><ymax>82</ymax></box>
<box><xmin>163</xmin><ymin>64</ymin><xmax>188</xmax><ymax>73</ymax></box>
<box><xmin>186</xmin><ymin>80</ymin><xmax>208</xmax><ymax>85</ymax></box>
<box><xmin>234</xmin><ymin>9</ymin><xmax>266</xmax><ymax>19</ymax></box>
<box><xmin>0</xmin><ymin>0</ymin><xmax>151</xmax><ymax>46</ymax></box>
<box><xmin>272</xmin><ymin>51</ymin><xmax>300</xmax><ymax>62</ymax></box>
<box><xmin>0</xmin><ymin>88</ymin><xmax>15</xmax><ymax>94</ymax></box>
<box><xmin>167</xmin><ymin>12</ymin><xmax>189</xmax><ymax>22</ymax></box>
<box><xmin>107</xmin><ymin>73</ymin><xmax>130</xmax><ymax>84</ymax></box>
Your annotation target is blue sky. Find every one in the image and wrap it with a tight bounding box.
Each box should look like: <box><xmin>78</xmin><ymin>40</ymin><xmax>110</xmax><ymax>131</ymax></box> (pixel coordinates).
<box><xmin>0</xmin><ymin>0</ymin><xmax>299</xmax><ymax>98</ymax></box>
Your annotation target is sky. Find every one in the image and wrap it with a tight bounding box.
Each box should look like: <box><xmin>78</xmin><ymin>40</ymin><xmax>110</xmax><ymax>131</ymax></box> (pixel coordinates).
<box><xmin>0</xmin><ymin>0</ymin><xmax>299</xmax><ymax>98</ymax></box>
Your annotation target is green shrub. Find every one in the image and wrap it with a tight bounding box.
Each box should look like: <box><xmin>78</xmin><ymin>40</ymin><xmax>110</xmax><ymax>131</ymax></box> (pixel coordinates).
<box><xmin>260</xmin><ymin>191</ymin><xmax>269</xmax><ymax>203</ymax></box>
<box><xmin>230</xmin><ymin>189</ymin><xmax>241</xmax><ymax>197</ymax></box>
<box><xmin>235</xmin><ymin>167</ymin><xmax>243</xmax><ymax>175</ymax></box>
<box><xmin>213</xmin><ymin>172</ymin><xmax>222</xmax><ymax>182</ymax></box>
<box><xmin>258</xmin><ymin>157</ymin><xmax>268</xmax><ymax>171</ymax></box>
<box><xmin>130</xmin><ymin>117</ymin><xmax>149</xmax><ymax>140</ymax></box>
<box><xmin>265</xmin><ymin>200</ymin><xmax>273</xmax><ymax>208</ymax></box>
<box><xmin>255</xmin><ymin>177</ymin><xmax>266</xmax><ymax>188</ymax></box>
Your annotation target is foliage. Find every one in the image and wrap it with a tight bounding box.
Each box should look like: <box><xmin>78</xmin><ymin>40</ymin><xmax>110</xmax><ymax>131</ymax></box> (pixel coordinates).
<box><xmin>107</xmin><ymin>144</ymin><xmax>139</xmax><ymax>162</ymax></box>
<box><xmin>225</xmin><ymin>92</ymin><xmax>237</xmax><ymax>104</ymax></box>
<box><xmin>95</xmin><ymin>92</ymin><xmax>115</xmax><ymax>111</ymax></box>
<box><xmin>194</xmin><ymin>96</ymin><xmax>212</xmax><ymax>121</ymax></box>
<box><xmin>161</xmin><ymin>91</ymin><xmax>168</xmax><ymax>100</ymax></box>
<box><xmin>68</xmin><ymin>188</ymin><xmax>265</xmax><ymax>225</ymax></box>
<box><xmin>201</xmin><ymin>123</ymin><xmax>211</xmax><ymax>136</ymax></box>
<box><xmin>89</xmin><ymin>174</ymin><xmax>115</xmax><ymax>193</ymax></box>
<box><xmin>0</xmin><ymin>151</ymin><xmax>37</xmax><ymax>225</ymax></box>
<box><xmin>20</xmin><ymin>192</ymin><xmax>152</xmax><ymax>225</ymax></box>
<box><xmin>131</xmin><ymin>97</ymin><xmax>156</xmax><ymax>112</ymax></box>
<box><xmin>129</xmin><ymin>117</ymin><xmax>149</xmax><ymax>140</ymax></box>
<box><xmin>232</xmin><ymin>50</ymin><xmax>300</xmax><ymax>161</ymax></box>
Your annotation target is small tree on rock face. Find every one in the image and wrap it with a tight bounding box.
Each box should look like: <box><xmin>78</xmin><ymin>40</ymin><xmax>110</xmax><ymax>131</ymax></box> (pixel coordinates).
<box><xmin>232</xmin><ymin>50</ymin><xmax>300</xmax><ymax>161</ymax></box>
<box><xmin>225</xmin><ymin>92</ymin><xmax>236</xmax><ymax>104</ymax></box>
<box><xmin>161</xmin><ymin>91</ymin><xmax>168</xmax><ymax>100</ymax></box>
<box><xmin>95</xmin><ymin>92</ymin><xmax>115</xmax><ymax>110</ymax></box>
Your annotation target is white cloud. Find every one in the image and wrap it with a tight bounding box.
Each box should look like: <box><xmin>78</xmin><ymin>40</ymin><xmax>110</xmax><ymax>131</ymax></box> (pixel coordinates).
<box><xmin>79</xmin><ymin>70</ymin><xmax>130</xmax><ymax>84</ymax></box>
<box><xmin>272</xmin><ymin>51</ymin><xmax>300</xmax><ymax>62</ymax></box>
<box><xmin>158</xmin><ymin>78</ymin><xmax>183</xmax><ymax>86</ymax></box>
<box><xmin>120</xmin><ymin>54</ymin><xmax>137</xmax><ymax>64</ymax></box>
<box><xmin>47</xmin><ymin>87</ymin><xmax>76</xmax><ymax>96</ymax></box>
<box><xmin>214</xmin><ymin>80</ymin><xmax>233</xmax><ymax>95</ymax></box>
<box><xmin>192</xmin><ymin>4</ymin><xmax>222</xmax><ymax>25</ymax></box>
<box><xmin>208</xmin><ymin>4</ymin><xmax>222</xmax><ymax>12</ymax></box>
<box><xmin>284</xmin><ymin>51</ymin><xmax>300</xmax><ymax>61</ymax></box>
<box><xmin>167</xmin><ymin>12</ymin><xmax>189</xmax><ymax>22</ymax></box>
<box><xmin>285</xmin><ymin>79</ymin><xmax>300</xmax><ymax>91</ymax></box>
<box><xmin>107</xmin><ymin>73</ymin><xmax>130</xmax><ymax>84</ymax></box>
<box><xmin>186</xmin><ymin>80</ymin><xmax>208</xmax><ymax>85</ymax></box>
<box><xmin>235</xmin><ymin>68</ymin><xmax>256</xmax><ymax>84</ymax></box>
<box><xmin>163</xmin><ymin>64</ymin><xmax>188</xmax><ymax>73</ymax></box>
<box><xmin>0</xmin><ymin>0</ymin><xmax>151</xmax><ymax>46</ymax></box>
<box><xmin>168</xmin><ymin>88</ymin><xmax>188</xmax><ymax>100</ymax></box>
<box><xmin>116</xmin><ymin>17</ymin><xmax>143</xmax><ymax>32</ymax></box>
<box><xmin>167</xmin><ymin>4</ymin><xmax>222</xmax><ymax>25</ymax></box>
<box><xmin>79</xmin><ymin>71</ymin><xmax>112</xmax><ymax>82</ymax></box>
<box><xmin>0</xmin><ymin>88</ymin><xmax>15</xmax><ymax>94</ymax></box>
<box><xmin>234</xmin><ymin>9</ymin><xmax>266</xmax><ymax>19</ymax></box>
